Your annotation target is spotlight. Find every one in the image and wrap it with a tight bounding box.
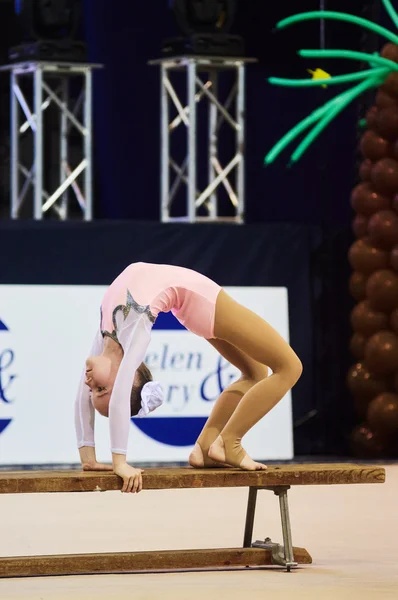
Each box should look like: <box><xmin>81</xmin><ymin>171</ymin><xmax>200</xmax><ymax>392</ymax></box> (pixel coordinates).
<box><xmin>9</xmin><ymin>0</ymin><xmax>86</xmax><ymax>63</ymax></box>
<box><xmin>171</xmin><ymin>0</ymin><xmax>237</xmax><ymax>35</ymax></box>
<box><xmin>163</xmin><ymin>0</ymin><xmax>244</xmax><ymax>57</ymax></box>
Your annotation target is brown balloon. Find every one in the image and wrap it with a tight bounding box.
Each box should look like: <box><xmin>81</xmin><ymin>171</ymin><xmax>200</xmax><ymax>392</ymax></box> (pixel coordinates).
<box><xmin>365</xmin><ymin>106</ymin><xmax>379</xmax><ymax>130</ymax></box>
<box><xmin>394</xmin><ymin>371</ymin><xmax>398</xmax><ymax>393</ymax></box>
<box><xmin>351</xmin><ymin>182</ymin><xmax>369</xmax><ymax>209</ymax></box>
<box><xmin>376</xmin><ymin>89</ymin><xmax>398</xmax><ymax>110</ymax></box>
<box><xmin>350</xmin><ymin>300</ymin><xmax>389</xmax><ymax>336</ymax></box>
<box><xmin>371</xmin><ymin>158</ymin><xmax>398</xmax><ymax>195</ymax></box>
<box><xmin>365</xmin><ymin>330</ymin><xmax>398</xmax><ymax>375</ymax></box>
<box><xmin>359</xmin><ymin>160</ymin><xmax>373</xmax><ymax>181</ymax></box>
<box><xmin>346</xmin><ymin>362</ymin><xmax>391</xmax><ymax>400</ymax></box>
<box><xmin>381</xmin><ymin>43</ymin><xmax>398</xmax><ymax>64</ymax></box>
<box><xmin>350</xmin><ymin>333</ymin><xmax>367</xmax><ymax>360</ymax></box>
<box><xmin>393</xmin><ymin>140</ymin><xmax>398</xmax><ymax>162</ymax></box>
<box><xmin>381</xmin><ymin>72</ymin><xmax>398</xmax><ymax>99</ymax></box>
<box><xmin>353</xmin><ymin>398</ymin><xmax>371</xmax><ymax>420</ymax></box>
<box><xmin>375</xmin><ymin>106</ymin><xmax>398</xmax><ymax>141</ymax></box>
<box><xmin>350</xmin><ymin>183</ymin><xmax>390</xmax><ymax>216</ymax></box>
<box><xmin>366</xmin><ymin>269</ymin><xmax>398</xmax><ymax>311</ymax></box>
<box><xmin>349</xmin><ymin>272</ymin><xmax>368</xmax><ymax>301</ymax></box>
<box><xmin>350</xmin><ymin>424</ymin><xmax>386</xmax><ymax>458</ymax></box>
<box><xmin>391</xmin><ymin>245</ymin><xmax>398</xmax><ymax>271</ymax></box>
<box><xmin>352</xmin><ymin>214</ymin><xmax>368</xmax><ymax>238</ymax></box>
<box><xmin>368</xmin><ymin>210</ymin><xmax>398</xmax><ymax>249</ymax></box>
<box><xmin>391</xmin><ymin>307</ymin><xmax>398</xmax><ymax>334</ymax></box>
<box><xmin>360</xmin><ymin>131</ymin><xmax>391</xmax><ymax>161</ymax></box>
<box><xmin>348</xmin><ymin>239</ymin><xmax>390</xmax><ymax>275</ymax></box>
<box><xmin>368</xmin><ymin>392</ymin><xmax>398</xmax><ymax>436</ymax></box>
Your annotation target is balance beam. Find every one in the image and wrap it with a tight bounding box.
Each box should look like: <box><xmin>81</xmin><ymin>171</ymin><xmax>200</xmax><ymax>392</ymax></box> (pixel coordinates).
<box><xmin>0</xmin><ymin>464</ymin><xmax>385</xmax><ymax>577</ymax></box>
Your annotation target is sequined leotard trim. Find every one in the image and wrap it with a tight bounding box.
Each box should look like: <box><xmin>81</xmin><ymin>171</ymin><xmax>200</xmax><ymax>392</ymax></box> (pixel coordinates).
<box><xmin>101</xmin><ymin>289</ymin><xmax>156</xmax><ymax>344</ymax></box>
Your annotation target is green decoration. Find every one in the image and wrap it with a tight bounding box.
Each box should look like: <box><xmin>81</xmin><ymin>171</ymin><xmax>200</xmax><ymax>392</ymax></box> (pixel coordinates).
<box><xmin>276</xmin><ymin>11</ymin><xmax>398</xmax><ymax>46</ymax></box>
<box><xmin>269</xmin><ymin>67</ymin><xmax>389</xmax><ymax>88</ymax></box>
<box><xmin>265</xmin><ymin>75</ymin><xmax>384</xmax><ymax>165</ymax></box>
<box><xmin>298</xmin><ymin>50</ymin><xmax>398</xmax><ymax>71</ymax></box>
<box><xmin>266</xmin><ymin>6</ymin><xmax>398</xmax><ymax>164</ymax></box>
<box><xmin>264</xmin><ymin>101</ymin><xmax>336</xmax><ymax>165</ymax></box>
<box><xmin>299</xmin><ymin>49</ymin><xmax>398</xmax><ymax>71</ymax></box>
<box><xmin>382</xmin><ymin>0</ymin><xmax>398</xmax><ymax>30</ymax></box>
<box><xmin>290</xmin><ymin>75</ymin><xmax>384</xmax><ymax>163</ymax></box>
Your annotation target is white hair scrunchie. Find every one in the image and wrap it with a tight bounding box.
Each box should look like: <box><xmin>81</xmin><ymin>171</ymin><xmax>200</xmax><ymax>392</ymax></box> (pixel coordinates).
<box><xmin>137</xmin><ymin>381</ymin><xmax>164</xmax><ymax>418</ymax></box>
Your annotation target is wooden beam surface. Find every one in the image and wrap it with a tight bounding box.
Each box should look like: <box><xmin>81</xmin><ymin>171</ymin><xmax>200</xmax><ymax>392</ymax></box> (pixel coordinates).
<box><xmin>0</xmin><ymin>464</ymin><xmax>385</xmax><ymax>494</ymax></box>
<box><xmin>0</xmin><ymin>547</ymin><xmax>312</xmax><ymax>578</ymax></box>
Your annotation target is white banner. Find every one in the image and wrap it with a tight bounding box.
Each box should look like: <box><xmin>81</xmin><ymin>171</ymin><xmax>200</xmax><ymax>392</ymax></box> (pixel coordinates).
<box><xmin>0</xmin><ymin>285</ymin><xmax>293</xmax><ymax>465</ymax></box>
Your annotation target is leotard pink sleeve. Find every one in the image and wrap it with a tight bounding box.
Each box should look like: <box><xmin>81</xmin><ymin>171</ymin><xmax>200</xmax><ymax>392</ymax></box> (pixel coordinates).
<box><xmin>74</xmin><ymin>329</ymin><xmax>104</xmax><ymax>449</ymax></box>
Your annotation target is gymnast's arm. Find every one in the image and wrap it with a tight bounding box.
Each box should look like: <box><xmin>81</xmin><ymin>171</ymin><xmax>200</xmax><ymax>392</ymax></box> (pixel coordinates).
<box><xmin>108</xmin><ymin>316</ymin><xmax>152</xmax><ymax>492</ymax></box>
<box><xmin>74</xmin><ymin>330</ymin><xmax>112</xmax><ymax>471</ymax></box>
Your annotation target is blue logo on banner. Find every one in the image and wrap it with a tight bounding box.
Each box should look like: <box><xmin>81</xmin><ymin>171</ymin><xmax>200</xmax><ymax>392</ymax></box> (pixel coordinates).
<box><xmin>0</xmin><ymin>419</ymin><xmax>12</xmax><ymax>435</ymax></box>
<box><xmin>131</xmin><ymin>312</ymin><xmax>235</xmax><ymax>447</ymax></box>
<box><xmin>0</xmin><ymin>318</ymin><xmax>15</xmax><ymax>437</ymax></box>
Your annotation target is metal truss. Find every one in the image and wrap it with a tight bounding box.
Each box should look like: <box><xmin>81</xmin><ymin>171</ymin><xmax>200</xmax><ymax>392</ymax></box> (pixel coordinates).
<box><xmin>0</xmin><ymin>61</ymin><xmax>102</xmax><ymax>220</ymax></box>
<box><xmin>150</xmin><ymin>55</ymin><xmax>256</xmax><ymax>223</ymax></box>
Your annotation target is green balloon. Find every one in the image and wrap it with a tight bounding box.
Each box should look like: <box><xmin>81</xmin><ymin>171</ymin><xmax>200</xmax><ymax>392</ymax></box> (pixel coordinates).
<box><xmin>264</xmin><ymin>103</ymin><xmax>331</xmax><ymax>165</ymax></box>
<box><xmin>269</xmin><ymin>67</ymin><xmax>390</xmax><ymax>88</ymax></box>
<box><xmin>299</xmin><ymin>49</ymin><xmax>398</xmax><ymax>72</ymax></box>
<box><xmin>277</xmin><ymin>11</ymin><xmax>398</xmax><ymax>46</ymax></box>
<box><xmin>266</xmin><ymin>4</ymin><xmax>398</xmax><ymax>165</ymax></box>
<box><xmin>265</xmin><ymin>74</ymin><xmax>385</xmax><ymax>165</ymax></box>
<box><xmin>290</xmin><ymin>75</ymin><xmax>384</xmax><ymax>163</ymax></box>
<box><xmin>382</xmin><ymin>0</ymin><xmax>398</xmax><ymax>30</ymax></box>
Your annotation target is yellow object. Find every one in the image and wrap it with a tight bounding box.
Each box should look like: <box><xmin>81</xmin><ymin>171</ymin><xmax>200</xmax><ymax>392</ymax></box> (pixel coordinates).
<box><xmin>308</xmin><ymin>68</ymin><xmax>331</xmax><ymax>88</ymax></box>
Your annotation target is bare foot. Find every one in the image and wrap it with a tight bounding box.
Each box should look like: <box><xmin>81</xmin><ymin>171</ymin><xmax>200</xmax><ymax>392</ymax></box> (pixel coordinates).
<box><xmin>208</xmin><ymin>436</ymin><xmax>267</xmax><ymax>471</ymax></box>
<box><xmin>189</xmin><ymin>442</ymin><xmax>230</xmax><ymax>468</ymax></box>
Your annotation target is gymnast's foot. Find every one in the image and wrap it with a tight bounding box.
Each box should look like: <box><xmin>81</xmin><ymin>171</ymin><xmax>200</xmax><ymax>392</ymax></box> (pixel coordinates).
<box><xmin>188</xmin><ymin>442</ymin><xmax>229</xmax><ymax>468</ymax></box>
<box><xmin>208</xmin><ymin>436</ymin><xmax>267</xmax><ymax>471</ymax></box>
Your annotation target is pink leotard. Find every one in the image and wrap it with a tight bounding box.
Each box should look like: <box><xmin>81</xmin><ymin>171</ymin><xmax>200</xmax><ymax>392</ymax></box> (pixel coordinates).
<box><xmin>75</xmin><ymin>262</ymin><xmax>221</xmax><ymax>455</ymax></box>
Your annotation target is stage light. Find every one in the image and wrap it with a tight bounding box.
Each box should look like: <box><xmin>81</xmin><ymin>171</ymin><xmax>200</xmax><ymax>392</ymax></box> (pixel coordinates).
<box><xmin>164</xmin><ymin>0</ymin><xmax>243</xmax><ymax>57</ymax></box>
<box><xmin>10</xmin><ymin>0</ymin><xmax>86</xmax><ymax>63</ymax></box>
<box><xmin>170</xmin><ymin>0</ymin><xmax>237</xmax><ymax>36</ymax></box>
<box><xmin>16</xmin><ymin>0</ymin><xmax>80</xmax><ymax>39</ymax></box>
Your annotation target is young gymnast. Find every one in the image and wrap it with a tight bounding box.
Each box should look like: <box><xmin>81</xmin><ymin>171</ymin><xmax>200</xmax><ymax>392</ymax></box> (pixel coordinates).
<box><xmin>75</xmin><ymin>262</ymin><xmax>302</xmax><ymax>493</ymax></box>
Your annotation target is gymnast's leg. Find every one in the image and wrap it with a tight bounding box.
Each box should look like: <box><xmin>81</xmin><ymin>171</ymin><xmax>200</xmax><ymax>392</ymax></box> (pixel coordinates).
<box><xmin>208</xmin><ymin>289</ymin><xmax>302</xmax><ymax>470</ymax></box>
<box><xmin>189</xmin><ymin>338</ymin><xmax>269</xmax><ymax>468</ymax></box>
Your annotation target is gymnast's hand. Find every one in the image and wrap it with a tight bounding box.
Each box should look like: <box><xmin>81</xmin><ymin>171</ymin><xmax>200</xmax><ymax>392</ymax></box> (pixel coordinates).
<box><xmin>82</xmin><ymin>461</ymin><xmax>114</xmax><ymax>472</ymax></box>
<box><xmin>113</xmin><ymin>462</ymin><xmax>144</xmax><ymax>493</ymax></box>
<box><xmin>79</xmin><ymin>447</ymin><xmax>113</xmax><ymax>472</ymax></box>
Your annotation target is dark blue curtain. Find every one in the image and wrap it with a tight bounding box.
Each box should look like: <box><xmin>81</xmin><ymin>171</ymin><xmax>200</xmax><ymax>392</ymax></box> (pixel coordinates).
<box><xmin>82</xmin><ymin>0</ymin><xmax>364</xmax><ymax>224</ymax></box>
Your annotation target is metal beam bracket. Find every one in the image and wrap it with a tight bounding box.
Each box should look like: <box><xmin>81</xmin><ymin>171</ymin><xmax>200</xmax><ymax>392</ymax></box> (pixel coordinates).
<box><xmin>243</xmin><ymin>485</ymin><xmax>298</xmax><ymax>572</ymax></box>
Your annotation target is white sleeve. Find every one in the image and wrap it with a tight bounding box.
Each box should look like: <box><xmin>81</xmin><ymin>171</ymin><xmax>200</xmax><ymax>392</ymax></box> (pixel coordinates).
<box><xmin>108</xmin><ymin>314</ymin><xmax>152</xmax><ymax>455</ymax></box>
<box><xmin>74</xmin><ymin>329</ymin><xmax>104</xmax><ymax>449</ymax></box>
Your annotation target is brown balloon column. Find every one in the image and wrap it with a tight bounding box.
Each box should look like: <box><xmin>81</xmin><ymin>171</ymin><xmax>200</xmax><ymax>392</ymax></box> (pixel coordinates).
<box><xmin>348</xmin><ymin>44</ymin><xmax>398</xmax><ymax>457</ymax></box>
